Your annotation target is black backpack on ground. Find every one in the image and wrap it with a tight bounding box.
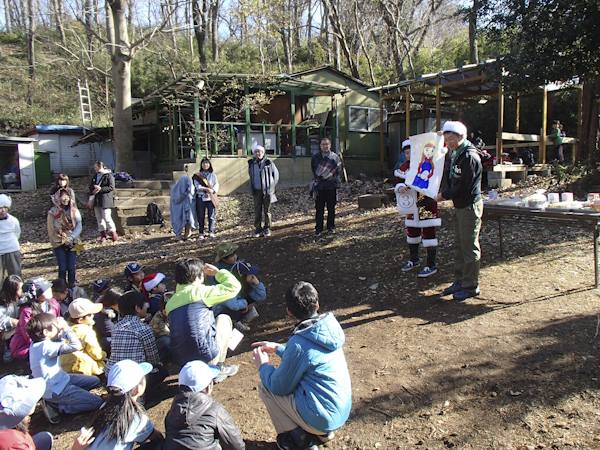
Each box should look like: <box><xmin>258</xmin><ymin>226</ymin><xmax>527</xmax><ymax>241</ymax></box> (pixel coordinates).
<box><xmin>521</xmin><ymin>147</ymin><xmax>535</xmax><ymax>166</ymax></box>
<box><xmin>146</xmin><ymin>202</ymin><xmax>165</xmax><ymax>225</ymax></box>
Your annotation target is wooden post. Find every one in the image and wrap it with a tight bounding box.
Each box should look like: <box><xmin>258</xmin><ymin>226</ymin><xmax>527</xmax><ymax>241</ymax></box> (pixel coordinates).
<box><xmin>541</xmin><ymin>85</ymin><xmax>548</xmax><ymax>164</ymax></box>
<box><xmin>244</xmin><ymin>85</ymin><xmax>251</xmax><ymax>155</ymax></box>
<box><xmin>405</xmin><ymin>91</ymin><xmax>410</xmax><ymax>139</ymax></box>
<box><xmin>168</xmin><ymin>104</ymin><xmax>173</xmax><ymax>163</ymax></box>
<box><xmin>436</xmin><ymin>76</ymin><xmax>441</xmax><ymax>130</ymax></box>
<box><xmin>422</xmin><ymin>104</ymin><xmax>426</xmax><ymax>133</ymax></box>
<box><xmin>515</xmin><ymin>93</ymin><xmax>520</xmax><ymax>133</ymax></box>
<box><xmin>193</xmin><ymin>97</ymin><xmax>201</xmax><ymax>158</ymax></box>
<box><xmin>497</xmin><ymin>83</ymin><xmax>504</xmax><ymax>160</ymax></box>
<box><xmin>576</xmin><ymin>86</ymin><xmax>583</xmax><ymax>161</ymax></box>
<box><xmin>291</xmin><ymin>91</ymin><xmax>296</xmax><ymax>156</ymax></box>
<box><xmin>379</xmin><ymin>89</ymin><xmax>384</xmax><ymax>169</ymax></box>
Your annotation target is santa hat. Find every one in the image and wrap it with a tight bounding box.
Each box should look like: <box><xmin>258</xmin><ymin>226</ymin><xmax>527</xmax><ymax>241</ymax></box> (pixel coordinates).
<box><xmin>402</xmin><ymin>139</ymin><xmax>411</xmax><ymax>150</ymax></box>
<box><xmin>142</xmin><ymin>273</ymin><xmax>169</xmax><ymax>292</ymax></box>
<box><xmin>442</xmin><ymin>121</ymin><xmax>467</xmax><ymax>137</ymax></box>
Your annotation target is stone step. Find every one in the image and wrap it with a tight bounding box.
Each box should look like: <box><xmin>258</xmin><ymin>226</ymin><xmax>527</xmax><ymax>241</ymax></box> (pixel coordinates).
<box><xmin>152</xmin><ymin>173</ymin><xmax>174</xmax><ymax>180</ymax></box>
<box><xmin>125</xmin><ymin>224</ymin><xmax>167</xmax><ymax>234</ymax></box>
<box><xmin>358</xmin><ymin>194</ymin><xmax>389</xmax><ymax>209</ymax></box>
<box><xmin>116</xmin><ymin>188</ymin><xmax>171</xmax><ymax>198</ymax></box>
<box><xmin>116</xmin><ymin>204</ymin><xmax>171</xmax><ymax>217</ymax></box>
<box><xmin>114</xmin><ymin>195</ymin><xmax>170</xmax><ymax>208</ymax></box>
<box><xmin>123</xmin><ymin>215</ymin><xmax>171</xmax><ymax>226</ymax></box>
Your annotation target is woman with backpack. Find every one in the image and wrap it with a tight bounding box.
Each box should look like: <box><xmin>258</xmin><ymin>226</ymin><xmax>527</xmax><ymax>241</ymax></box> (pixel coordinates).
<box><xmin>193</xmin><ymin>158</ymin><xmax>219</xmax><ymax>240</ymax></box>
<box><xmin>89</xmin><ymin>161</ymin><xmax>118</xmax><ymax>243</ymax></box>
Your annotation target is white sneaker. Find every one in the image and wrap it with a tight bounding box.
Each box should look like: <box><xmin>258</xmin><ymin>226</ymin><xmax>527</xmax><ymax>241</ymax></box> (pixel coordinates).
<box><xmin>209</xmin><ymin>232</ymin><xmax>216</xmax><ymax>238</ymax></box>
<box><xmin>213</xmin><ymin>363</ymin><xmax>239</xmax><ymax>383</ymax></box>
<box><xmin>234</xmin><ymin>321</ymin><xmax>250</xmax><ymax>332</ymax></box>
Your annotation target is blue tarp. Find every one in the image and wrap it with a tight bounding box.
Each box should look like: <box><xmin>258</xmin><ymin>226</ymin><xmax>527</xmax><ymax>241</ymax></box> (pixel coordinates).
<box><xmin>34</xmin><ymin>125</ymin><xmax>85</xmax><ymax>133</ymax></box>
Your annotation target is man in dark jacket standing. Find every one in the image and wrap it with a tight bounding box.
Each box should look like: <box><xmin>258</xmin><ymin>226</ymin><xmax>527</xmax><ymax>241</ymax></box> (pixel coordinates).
<box><xmin>435</xmin><ymin>121</ymin><xmax>483</xmax><ymax>301</ymax></box>
<box><xmin>311</xmin><ymin>138</ymin><xmax>342</xmax><ymax>237</ymax></box>
<box><xmin>248</xmin><ymin>145</ymin><xmax>279</xmax><ymax>238</ymax></box>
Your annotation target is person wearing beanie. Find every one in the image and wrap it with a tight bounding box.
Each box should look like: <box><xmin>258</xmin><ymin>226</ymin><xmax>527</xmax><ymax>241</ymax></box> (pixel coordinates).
<box><xmin>435</xmin><ymin>121</ymin><xmax>483</xmax><ymax>300</ymax></box>
<box><xmin>395</xmin><ymin>138</ymin><xmax>441</xmax><ymax>278</ymax></box>
<box><xmin>248</xmin><ymin>145</ymin><xmax>279</xmax><ymax>238</ymax></box>
<box><xmin>0</xmin><ymin>194</ymin><xmax>21</xmax><ymax>279</ymax></box>
<box><xmin>160</xmin><ymin>360</ymin><xmax>245</xmax><ymax>450</ymax></box>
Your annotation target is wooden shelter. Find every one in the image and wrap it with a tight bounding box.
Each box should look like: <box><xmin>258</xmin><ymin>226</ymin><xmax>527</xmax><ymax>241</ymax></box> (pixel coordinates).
<box><xmin>372</xmin><ymin>61</ymin><xmax>581</xmax><ymax>168</ymax></box>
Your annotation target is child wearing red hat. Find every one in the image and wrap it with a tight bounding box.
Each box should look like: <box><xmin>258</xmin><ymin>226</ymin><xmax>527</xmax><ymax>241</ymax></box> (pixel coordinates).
<box><xmin>141</xmin><ymin>272</ymin><xmax>170</xmax><ymax>315</ymax></box>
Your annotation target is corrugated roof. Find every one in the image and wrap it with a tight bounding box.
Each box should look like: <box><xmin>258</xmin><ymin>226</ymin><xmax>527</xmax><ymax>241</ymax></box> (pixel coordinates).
<box><xmin>135</xmin><ymin>73</ymin><xmax>346</xmax><ymax>109</ymax></box>
<box><xmin>370</xmin><ymin>60</ymin><xmax>499</xmax><ymax>100</ymax></box>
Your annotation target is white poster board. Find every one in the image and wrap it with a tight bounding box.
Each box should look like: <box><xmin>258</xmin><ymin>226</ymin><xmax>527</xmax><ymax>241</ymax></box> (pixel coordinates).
<box><xmin>405</xmin><ymin>132</ymin><xmax>446</xmax><ymax>199</ymax></box>
<box><xmin>395</xmin><ymin>186</ymin><xmax>418</xmax><ymax>217</ymax></box>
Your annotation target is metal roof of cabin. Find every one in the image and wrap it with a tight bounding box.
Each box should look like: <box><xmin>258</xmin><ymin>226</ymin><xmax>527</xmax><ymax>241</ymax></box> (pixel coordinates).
<box><xmin>135</xmin><ymin>73</ymin><xmax>346</xmax><ymax>109</ymax></box>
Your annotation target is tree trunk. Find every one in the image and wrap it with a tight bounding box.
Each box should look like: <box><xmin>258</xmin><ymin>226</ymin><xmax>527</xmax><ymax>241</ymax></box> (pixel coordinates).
<box><xmin>108</xmin><ymin>0</ymin><xmax>133</xmax><ymax>174</ymax></box>
<box><xmin>52</xmin><ymin>0</ymin><xmax>66</xmax><ymax>45</ymax></box>
<box><xmin>580</xmin><ymin>75</ymin><xmax>600</xmax><ymax>161</ymax></box>
<box><xmin>279</xmin><ymin>27</ymin><xmax>293</xmax><ymax>74</ymax></box>
<box><xmin>192</xmin><ymin>0</ymin><xmax>208</xmax><ymax>71</ymax></box>
<box><xmin>26</xmin><ymin>0</ymin><xmax>34</xmax><ymax>106</ymax></box>
<box><xmin>326</xmin><ymin>0</ymin><xmax>359</xmax><ymax>78</ymax></box>
<box><xmin>469</xmin><ymin>0</ymin><xmax>479</xmax><ymax>64</ymax></box>
<box><xmin>210</xmin><ymin>0</ymin><xmax>219</xmax><ymax>62</ymax></box>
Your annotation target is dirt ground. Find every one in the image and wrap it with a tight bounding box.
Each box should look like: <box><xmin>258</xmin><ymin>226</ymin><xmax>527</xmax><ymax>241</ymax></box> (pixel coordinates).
<box><xmin>5</xmin><ymin>175</ymin><xmax>600</xmax><ymax>450</ymax></box>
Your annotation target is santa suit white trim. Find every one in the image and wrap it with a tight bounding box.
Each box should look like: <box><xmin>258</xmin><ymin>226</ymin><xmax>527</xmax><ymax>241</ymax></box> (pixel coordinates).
<box><xmin>422</xmin><ymin>238</ymin><xmax>439</xmax><ymax>247</ymax></box>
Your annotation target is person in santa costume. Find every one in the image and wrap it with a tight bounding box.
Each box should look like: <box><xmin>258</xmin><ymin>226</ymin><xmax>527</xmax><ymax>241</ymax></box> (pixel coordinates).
<box><xmin>394</xmin><ymin>138</ymin><xmax>441</xmax><ymax>278</ymax></box>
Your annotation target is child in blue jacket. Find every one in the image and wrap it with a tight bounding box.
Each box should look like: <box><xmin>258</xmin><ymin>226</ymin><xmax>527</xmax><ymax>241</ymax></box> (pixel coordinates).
<box><xmin>252</xmin><ymin>281</ymin><xmax>351</xmax><ymax>450</ymax></box>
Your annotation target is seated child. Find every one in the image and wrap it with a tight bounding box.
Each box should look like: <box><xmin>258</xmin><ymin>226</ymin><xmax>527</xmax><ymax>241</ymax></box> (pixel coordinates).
<box><xmin>124</xmin><ymin>263</ymin><xmax>145</xmax><ymax>293</ymax></box>
<box><xmin>214</xmin><ymin>260</ymin><xmax>266</xmax><ymax>332</ymax></box>
<box><xmin>10</xmin><ymin>278</ymin><xmax>60</xmax><ymax>360</ymax></box>
<box><xmin>0</xmin><ymin>275</ymin><xmax>24</xmax><ymax>363</ymax></box>
<box><xmin>105</xmin><ymin>291</ymin><xmax>168</xmax><ymax>392</ymax></box>
<box><xmin>161</xmin><ymin>360</ymin><xmax>245</xmax><ymax>450</ymax></box>
<box><xmin>141</xmin><ymin>272</ymin><xmax>169</xmax><ymax>315</ymax></box>
<box><xmin>61</xmin><ymin>298</ymin><xmax>106</xmax><ymax>376</ymax></box>
<box><xmin>214</xmin><ymin>242</ymin><xmax>239</xmax><ymax>271</ymax></box>
<box><xmin>252</xmin><ymin>282</ymin><xmax>351</xmax><ymax>450</ymax></box>
<box><xmin>149</xmin><ymin>292</ymin><xmax>172</xmax><ymax>365</ymax></box>
<box><xmin>27</xmin><ymin>313</ymin><xmax>103</xmax><ymax>424</ymax></box>
<box><xmin>52</xmin><ymin>278</ymin><xmax>88</xmax><ymax>318</ymax></box>
<box><xmin>90</xmin><ymin>278</ymin><xmax>112</xmax><ymax>303</ymax></box>
<box><xmin>87</xmin><ymin>359</ymin><xmax>164</xmax><ymax>450</ymax></box>
<box><xmin>93</xmin><ymin>286</ymin><xmax>122</xmax><ymax>355</ymax></box>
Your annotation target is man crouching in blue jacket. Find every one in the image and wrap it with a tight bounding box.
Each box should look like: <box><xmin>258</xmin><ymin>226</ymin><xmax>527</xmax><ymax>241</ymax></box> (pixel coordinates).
<box><xmin>252</xmin><ymin>281</ymin><xmax>351</xmax><ymax>450</ymax></box>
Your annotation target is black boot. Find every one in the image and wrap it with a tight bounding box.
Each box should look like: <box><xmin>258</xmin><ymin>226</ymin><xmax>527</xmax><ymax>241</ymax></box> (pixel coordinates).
<box><xmin>401</xmin><ymin>244</ymin><xmax>420</xmax><ymax>272</ymax></box>
<box><xmin>418</xmin><ymin>248</ymin><xmax>438</xmax><ymax>278</ymax></box>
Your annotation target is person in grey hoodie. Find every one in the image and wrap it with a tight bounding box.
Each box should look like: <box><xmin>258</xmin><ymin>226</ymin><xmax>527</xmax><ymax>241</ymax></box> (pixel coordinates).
<box><xmin>248</xmin><ymin>145</ymin><xmax>279</xmax><ymax>238</ymax></box>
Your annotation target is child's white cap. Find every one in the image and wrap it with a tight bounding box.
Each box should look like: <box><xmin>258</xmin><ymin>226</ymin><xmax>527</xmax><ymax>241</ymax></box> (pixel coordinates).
<box><xmin>107</xmin><ymin>360</ymin><xmax>152</xmax><ymax>395</ymax></box>
<box><xmin>442</xmin><ymin>121</ymin><xmax>467</xmax><ymax>138</ymax></box>
<box><xmin>179</xmin><ymin>361</ymin><xmax>220</xmax><ymax>392</ymax></box>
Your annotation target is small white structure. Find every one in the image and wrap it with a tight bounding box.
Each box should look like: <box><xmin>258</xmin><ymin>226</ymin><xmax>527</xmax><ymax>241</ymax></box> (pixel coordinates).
<box><xmin>23</xmin><ymin>126</ymin><xmax>95</xmax><ymax>176</ymax></box>
<box><xmin>0</xmin><ymin>137</ymin><xmax>37</xmax><ymax>191</ymax></box>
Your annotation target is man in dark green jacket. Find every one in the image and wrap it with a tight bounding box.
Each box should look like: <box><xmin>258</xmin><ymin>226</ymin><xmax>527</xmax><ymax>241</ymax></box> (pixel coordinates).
<box><xmin>435</xmin><ymin>121</ymin><xmax>483</xmax><ymax>300</ymax></box>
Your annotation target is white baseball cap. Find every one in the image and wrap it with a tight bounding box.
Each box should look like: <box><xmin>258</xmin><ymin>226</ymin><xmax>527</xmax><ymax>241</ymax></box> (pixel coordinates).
<box><xmin>179</xmin><ymin>361</ymin><xmax>220</xmax><ymax>392</ymax></box>
<box><xmin>107</xmin><ymin>360</ymin><xmax>153</xmax><ymax>395</ymax></box>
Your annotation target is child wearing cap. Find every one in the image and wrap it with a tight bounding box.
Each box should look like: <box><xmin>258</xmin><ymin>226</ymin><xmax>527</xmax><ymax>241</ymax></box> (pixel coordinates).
<box><xmin>124</xmin><ymin>263</ymin><xmax>145</xmax><ymax>292</ymax></box>
<box><xmin>105</xmin><ymin>291</ymin><xmax>168</xmax><ymax>392</ymax></box>
<box><xmin>0</xmin><ymin>193</ymin><xmax>22</xmax><ymax>279</ymax></box>
<box><xmin>87</xmin><ymin>359</ymin><xmax>164</xmax><ymax>450</ymax></box>
<box><xmin>27</xmin><ymin>313</ymin><xmax>103</xmax><ymax>424</ymax></box>
<box><xmin>214</xmin><ymin>260</ymin><xmax>266</xmax><ymax>332</ymax></box>
<box><xmin>252</xmin><ymin>282</ymin><xmax>351</xmax><ymax>450</ymax></box>
<box><xmin>10</xmin><ymin>277</ymin><xmax>60</xmax><ymax>360</ymax></box>
<box><xmin>160</xmin><ymin>360</ymin><xmax>245</xmax><ymax>450</ymax></box>
<box><xmin>61</xmin><ymin>298</ymin><xmax>107</xmax><ymax>376</ymax></box>
<box><xmin>90</xmin><ymin>277</ymin><xmax>112</xmax><ymax>303</ymax></box>
<box><xmin>141</xmin><ymin>272</ymin><xmax>169</xmax><ymax>315</ymax></box>
<box><xmin>93</xmin><ymin>287</ymin><xmax>122</xmax><ymax>355</ymax></box>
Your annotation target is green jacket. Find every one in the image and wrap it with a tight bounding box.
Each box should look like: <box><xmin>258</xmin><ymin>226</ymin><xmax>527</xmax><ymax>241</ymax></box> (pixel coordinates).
<box><xmin>549</xmin><ymin>127</ymin><xmax>563</xmax><ymax>145</ymax></box>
